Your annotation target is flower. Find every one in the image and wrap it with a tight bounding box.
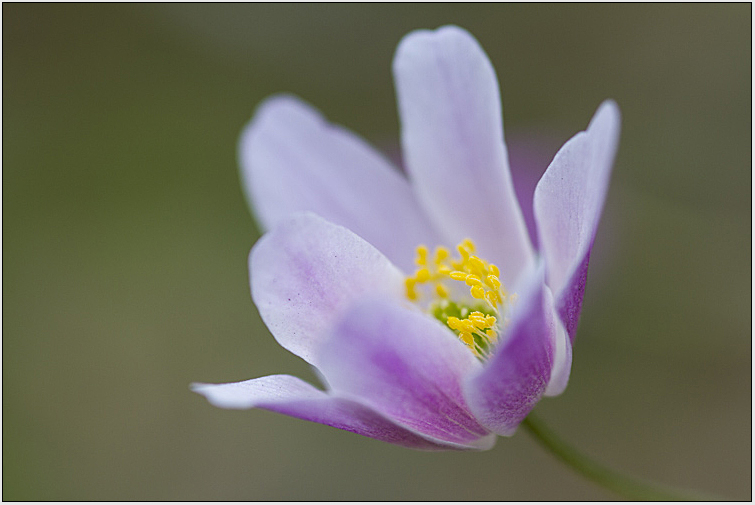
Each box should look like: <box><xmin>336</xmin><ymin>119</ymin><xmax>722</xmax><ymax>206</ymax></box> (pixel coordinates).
<box><xmin>193</xmin><ymin>25</ymin><xmax>620</xmax><ymax>451</ymax></box>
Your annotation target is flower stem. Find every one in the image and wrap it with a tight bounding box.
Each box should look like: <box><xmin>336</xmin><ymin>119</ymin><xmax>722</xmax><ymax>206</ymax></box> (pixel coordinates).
<box><xmin>521</xmin><ymin>413</ymin><xmax>718</xmax><ymax>500</ymax></box>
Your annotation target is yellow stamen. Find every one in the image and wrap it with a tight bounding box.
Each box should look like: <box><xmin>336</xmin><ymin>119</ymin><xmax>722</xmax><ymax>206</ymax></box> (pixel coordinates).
<box><xmin>434</xmin><ymin>246</ymin><xmax>450</xmax><ymax>263</ymax></box>
<box><xmin>459</xmin><ymin>332</ymin><xmax>474</xmax><ymax>348</ymax></box>
<box><xmin>484</xmin><ymin>290</ymin><xmax>499</xmax><ymax>307</ymax></box>
<box><xmin>403</xmin><ymin>238</ymin><xmax>513</xmax><ymax>358</ymax></box>
<box><xmin>457</xmin><ymin>244</ymin><xmax>470</xmax><ymax>261</ymax></box>
<box><xmin>415</xmin><ymin>268</ymin><xmax>430</xmax><ymax>283</ymax></box>
<box><xmin>405</xmin><ymin>278</ymin><xmax>418</xmax><ymax>301</ymax></box>
<box><xmin>465</xmin><ymin>274</ymin><xmax>482</xmax><ymax>286</ymax></box>
<box><xmin>416</xmin><ymin>245</ymin><xmax>429</xmax><ymax>266</ymax></box>
<box><xmin>449</xmin><ymin>271</ymin><xmax>467</xmax><ymax>281</ymax></box>
<box><xmin>485</xmin><ymin>275</ymin><xmax>501</xmax><ymax>290</ymax></box>
<box><xmin>467</xmin><ymin>256</ymin><xmax>486</xmax><ymax>275</ymax></box>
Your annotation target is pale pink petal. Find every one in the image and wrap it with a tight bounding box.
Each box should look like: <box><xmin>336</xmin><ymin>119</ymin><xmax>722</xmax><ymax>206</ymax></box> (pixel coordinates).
<box><xmin>393</xmin><ymin>25</ymin><xmax>534</xmax><ymax>284</ymax></box>
<box><xmin>543</xmin><ymin>286</ymin><xmax>573</xmax><ymax>397</ymax></box>
<box><xmin>463</xmin><ymin>266</ymin><xmax>555</xmax><ymax>436</ymax></box>
<box><xmin>250</xmin><ymin>212</ymin><xmax>404</xmax><ymax>367</ymax></box>
<box><xmin>192</xmin><ymin>375</ymin><xmax>472</xmax><ymax>450</ymax></box>
<box><xmin>239</xmin><ymin>94</ymin><xmax>444</xmax><ymax>272</ymax></box>
<box><xmin>317</xmin><ymin>297</ymin><xmax>496</xmax><ymax>450</ymax></box>
<box><xmin>533</xmin><ymin>100</ymin><xmax>621</xmax><ymax>340</ymax></box>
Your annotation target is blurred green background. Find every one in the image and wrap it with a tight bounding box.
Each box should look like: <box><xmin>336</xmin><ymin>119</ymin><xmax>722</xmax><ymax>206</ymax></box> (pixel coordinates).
<box><xmin>3</xmin><ymin>3</ymin><xmax>750</xmax><ymax>500</ymax></box>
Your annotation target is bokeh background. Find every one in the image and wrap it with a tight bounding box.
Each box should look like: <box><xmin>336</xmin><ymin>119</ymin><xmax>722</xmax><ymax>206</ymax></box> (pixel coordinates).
<box><xmin>3</xmin><ymin>3</ymin><xmax>750</xmax><ymax>500</ymax></box>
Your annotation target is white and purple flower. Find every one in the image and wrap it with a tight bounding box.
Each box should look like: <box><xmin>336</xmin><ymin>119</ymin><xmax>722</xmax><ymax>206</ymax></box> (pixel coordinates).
<box><xmin>193</xmin><ymin>26</ymin><xmax>620</xmax><ymax>451</ymax></box>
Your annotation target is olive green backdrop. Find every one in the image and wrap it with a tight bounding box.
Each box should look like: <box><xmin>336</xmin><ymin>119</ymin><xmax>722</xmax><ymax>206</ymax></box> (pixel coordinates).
<box><xmin>3</xmin><ymin>3</ymin><xmax>750</xmax><ymax>500</ymax></box>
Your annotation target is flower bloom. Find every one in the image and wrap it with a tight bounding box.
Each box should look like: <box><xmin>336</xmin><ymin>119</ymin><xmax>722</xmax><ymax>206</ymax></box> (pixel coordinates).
<box><xmin>193</xmin><ymin>26</ymin><xmax>620</xmax><ymax>451</ymax></box>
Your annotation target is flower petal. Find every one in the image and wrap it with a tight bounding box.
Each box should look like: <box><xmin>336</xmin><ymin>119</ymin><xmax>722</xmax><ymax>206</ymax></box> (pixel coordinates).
<box><xmin>317</xmin><ymin>297</ymin><xmax>496</xmax><ymax>450</ymax></box>
<box><xmin>250</xmin><ymin>212</ymin><xmax>405</xmax><ymax>367</ymax></box>
<box><xmin>463</xmin><ymin>266</ymin><xmax>554</xmax><ymax>436</ymax></box>
<box><xmin>533</xmin><ymin>100</ymin><xmax>621</xmax><ymax>341</ymax></box>
<box><xmin>239</xmin><ymin>94</ymin><xmax>444</xmax><ymax>272</ymax></box>
<box><xmin>393</xmin><ymin>25</ymin><xmax>534</xmax><ymax>283</ymax></box>
<box><xmin>191</xmin><ymin>375</ymin><xmax>466</xmax><ymax>450</ymax></box>
<box><xmin>543</xmin><ymin>286</ymin><xmax>573</xmax><ymax>397</ymax></box>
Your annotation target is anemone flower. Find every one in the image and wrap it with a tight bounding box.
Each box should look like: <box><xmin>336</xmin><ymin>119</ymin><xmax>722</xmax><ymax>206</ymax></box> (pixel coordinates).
<box><xmin>193</xmin><ymin>25</ymin><xmax>620</xmax><ymax>451</ymax></box>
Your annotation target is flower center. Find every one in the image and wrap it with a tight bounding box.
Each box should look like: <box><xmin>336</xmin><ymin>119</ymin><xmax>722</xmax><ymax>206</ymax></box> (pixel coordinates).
<box><xmin>405</xmin><ymin>239</ymin><xmax>515</xmax><ymax>358</ymax></box>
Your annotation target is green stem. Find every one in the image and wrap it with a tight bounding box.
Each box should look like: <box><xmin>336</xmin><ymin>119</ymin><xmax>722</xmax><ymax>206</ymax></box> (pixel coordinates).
<box><xmin>521</xmin><ymin>413</ymin><xmax>718</xmax><ymax>501</ymax></box>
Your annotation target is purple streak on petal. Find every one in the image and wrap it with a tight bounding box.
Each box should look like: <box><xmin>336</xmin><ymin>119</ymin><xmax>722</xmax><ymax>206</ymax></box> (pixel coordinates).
<box><xmin>393</xmin><ymin>25</ymin><xmax>534</xmax><ymax>284</ymax></box>
<box><xmin>558</xmin><ymin>250</ymin><xmax>590</xmax><ymax>342</ymax></box>
<box><xmin>239</xmin><ymin>94</ymin><xmax>444</xmax><ymax>273</ymax></box>
<box><xmin>533</xmin><ymin>101</ymin><xmax>620</xmax><ymax>342</ymax></box>
<box><xmin>463</xmin><ymin>267</ymin><xmax>554</xmax><ymax>436</ymax></box>
<box><xmin>191</xmin><ymin>375</ymin><xmax>471</xmax><ymax>450</ymax></box>
<box><xmin>250</xmin><ymin>212</ymin><xmax>405</xmax><ymax>367</ymax></box>
<box><xmin>317</xmin><ymin>297</ymin><xmax>495</xmax><ymax>449</ymax></box>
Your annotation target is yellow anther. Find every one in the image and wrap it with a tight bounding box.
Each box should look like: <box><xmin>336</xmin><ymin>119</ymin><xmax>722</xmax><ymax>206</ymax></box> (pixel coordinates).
<box><xmin>404</xmin><ymin>239</ymin><xmax>513</xmax><ymax>359</ymax></box>
<box><xmin>416</xmin><ymin>245</ymin><xmax>429</xmax><ymax>266</ymax></box>
<box><xmin>405</xmin><ymin>278</ymin><xmax>418</xmax><ymax>301</ymax></box>
<box><xmin>415</xmin><ymin>268</ymin><xmax>431</xmax><ymax>283</ymax></box>
<box><xmin>457</xmin><ymin>244</ymin><xmax>470</xmax><ymax>261</ymax></box>
<box><xmin>470</xmin><ymin>318</ymin><xmax>488</xmax><ymax>329</ymax></box>
<box><xmin>449</xmin><ymin>271</ymin><xmax>467</xmax><ymax>281</ymax></box>
<box><xmin>484</xmin><ymin>291</ymin><xmax>500</xmax><ymax>307</ymax></box>
<box><xmin>468</xmin><ymin>256</ymin><xmax>486</xmax><ymax>273</ymax></box>
<box><xmin>485</xmin><ymin>275</ymin><xmax>501</xmax><ymax>290</ymax></box>
<box><xmin>461</xmin><ymin>320</ymin><xmax>476</xmax><ymax>333</ymax></box>
<box><xmin>470</xmin><ymin>285</ymin><xmax>485</xmax><ymax>299</ymax></box>
<box><xmin>459</xmin><ymin>332</ymin><xmax>474</xmax><ymax>347</ymax></box>
<box><xmin>434</xmin><ymin>247</ymin><xmax>450</xmax><ymax>263</ymax></box>
<box><xmin>465</xmin><ymin>274</ymin><xmax>482</xmax><ymax>286</ymax></box>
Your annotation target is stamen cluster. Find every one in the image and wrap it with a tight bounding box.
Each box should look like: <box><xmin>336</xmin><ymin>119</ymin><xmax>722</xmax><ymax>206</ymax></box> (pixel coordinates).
<box><xmin>405</xmin><ymin>239</ymin><xmax>510</xmax><ymax>357</ymax></box>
